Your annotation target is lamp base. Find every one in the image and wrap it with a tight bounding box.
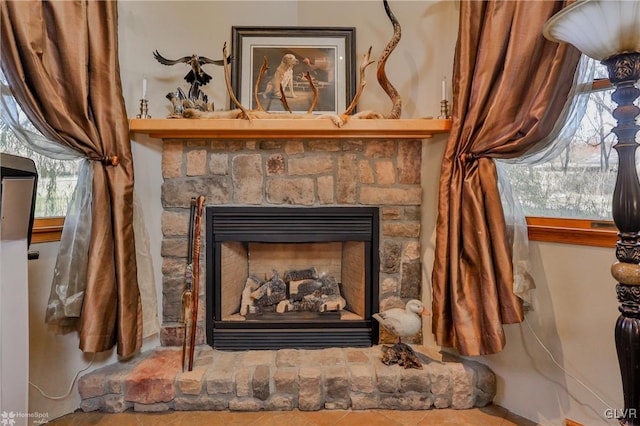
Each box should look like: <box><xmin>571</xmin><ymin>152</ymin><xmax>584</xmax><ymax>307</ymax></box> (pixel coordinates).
<box><xmin>606</xmin><ymin>50</ymin><xmax>640</xmax><ymax>426</ymax></box>
<box><xmin>616</xmin><ymin>282</ymin><xmax>640</xmax><ymax>425</ymax></box>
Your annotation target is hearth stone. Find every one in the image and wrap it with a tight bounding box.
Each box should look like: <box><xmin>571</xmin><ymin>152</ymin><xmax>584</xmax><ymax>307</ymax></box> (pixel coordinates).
<box><xmin>78</xmin><ymin>346</ymin><xmax>495</xmax><ymax>413</ymax></box>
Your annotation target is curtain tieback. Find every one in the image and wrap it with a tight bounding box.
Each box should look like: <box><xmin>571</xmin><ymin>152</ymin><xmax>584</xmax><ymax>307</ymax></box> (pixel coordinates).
<box><xmin>89</xmin><ymin>155</ymin><xmax>119</xmax><ymax>166</ymax></box>
<box><xmin>459</xmin><ymin>152</ymin><xmax>479</xmax><ymax>164</ymax></box>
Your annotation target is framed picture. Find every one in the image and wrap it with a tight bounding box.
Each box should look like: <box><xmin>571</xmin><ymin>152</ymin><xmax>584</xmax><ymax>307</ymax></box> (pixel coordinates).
<box><xmin>231</xmin><ymin>27</ymin><xmax>356</xmax><ymax>114</ymax></box>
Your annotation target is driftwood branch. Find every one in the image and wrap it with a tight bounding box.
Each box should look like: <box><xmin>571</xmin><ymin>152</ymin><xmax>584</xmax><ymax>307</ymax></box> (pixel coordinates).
<box><xmin>222</xmin><ymin>42</ymin><xmax>251</xmax><ymax>119</ymax></box>
<box><xmin>342</xmin><ymin>46</ymin><xmax>375</xmax><ymax>117</ymax></box>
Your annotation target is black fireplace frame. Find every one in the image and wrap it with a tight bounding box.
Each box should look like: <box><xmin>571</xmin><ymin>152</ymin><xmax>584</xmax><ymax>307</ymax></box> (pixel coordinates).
<box><xmin>205</xmin><ymin>206</ymin><xmax>380</xmax><ymax>350</ymax></box>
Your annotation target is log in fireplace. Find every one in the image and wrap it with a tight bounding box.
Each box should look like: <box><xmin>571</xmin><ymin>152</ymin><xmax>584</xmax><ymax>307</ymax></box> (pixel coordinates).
<box><xmin>206</xmin><ymin>206</ymin><xmax>380</xmax><ymax>350</ymax></box>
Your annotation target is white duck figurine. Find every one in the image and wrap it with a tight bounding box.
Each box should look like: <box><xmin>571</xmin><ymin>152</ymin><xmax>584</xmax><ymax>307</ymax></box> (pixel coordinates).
<box><xmin>373</xmin><ymin>299</ymin><xmax>430</xmax><ymax>343</ymax></box>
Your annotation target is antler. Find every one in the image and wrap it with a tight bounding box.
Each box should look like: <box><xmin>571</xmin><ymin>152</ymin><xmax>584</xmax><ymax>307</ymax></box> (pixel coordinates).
<box><xmin>304</xmin><ymin>72</ymin><xmax>319</xmax><ymax>114</ymax></box>
<box><xmin>222</xmin><ymin>42</ymin><xmax>251</xmax><ymax>120</ymax></box>
<box><xmin>342</xmin><ymin>46</ymin><xmax>375</xmax><ymax>117</ymax></box>
<box><xmin>253</xmin><ymin>57</ymin><xmax>269</xmax><ymax>112</ymax></box>
<box><xmin>278</xmin><ymin>85</ymin><xmax>292</xmax><ymax>113</ymax></box>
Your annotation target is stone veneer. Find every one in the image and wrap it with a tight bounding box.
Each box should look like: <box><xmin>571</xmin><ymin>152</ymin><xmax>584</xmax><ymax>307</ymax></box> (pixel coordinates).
<box><xmin>78</xmin><ymin>346</ymin><xmax>496</xmax><ymax>413</ymax></box>
<box><xmin>159</xmin><ymin>138</ymin><xmax>424</xmax><ymax>346</ymax></box>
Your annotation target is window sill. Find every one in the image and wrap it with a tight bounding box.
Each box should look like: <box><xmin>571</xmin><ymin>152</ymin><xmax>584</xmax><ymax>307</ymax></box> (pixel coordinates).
<box><xmin>526</xmin><ymin>217</ymin><xmax>617</xmax><ymax>248</ymax></box>
<box><xmin>32</xmin><ymin>217</ymin><xmax>64</xmax><ymax>244</ymax></box>
<box><xmin>29</xmin><ymin>217</ymin><xmax>616</xmax><ymax>248</ymax></box>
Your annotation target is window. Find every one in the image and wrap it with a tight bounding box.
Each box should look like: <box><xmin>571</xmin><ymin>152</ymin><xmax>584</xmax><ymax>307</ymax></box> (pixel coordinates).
<box><xmin>0</xmin><ymin>97</ymin><xmax>80</xmax><ymax>243</ymax></box>
<box><xmin>500</xmin><ymin>62</ymin><xmax>638</xmax><ymax>247</ymax></box>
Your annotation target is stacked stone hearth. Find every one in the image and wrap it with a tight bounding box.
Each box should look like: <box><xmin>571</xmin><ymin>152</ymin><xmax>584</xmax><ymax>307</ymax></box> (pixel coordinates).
<box><xmin>78</xmin><ymin>346</ymin><xmax>496</xmax><ymax>412</ymax></box>
<box><xmin>160</xmin><ymin>138</ymin><xmax>425</xmax><ymax>346</ymax></box>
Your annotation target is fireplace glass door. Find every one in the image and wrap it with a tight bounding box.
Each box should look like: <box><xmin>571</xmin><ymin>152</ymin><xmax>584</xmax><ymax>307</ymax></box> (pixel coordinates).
<box><xmin>206</xmin><ymin>207</ymin><xmax>379</xmax><ymax>350</ymax></box>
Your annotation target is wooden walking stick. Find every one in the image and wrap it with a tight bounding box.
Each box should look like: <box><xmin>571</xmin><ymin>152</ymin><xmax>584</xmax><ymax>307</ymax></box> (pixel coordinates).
<box><xmin>181</xmin><ymin>198</ymin><xmax>197</xmax><ymax>372</ymax></box>
<box><xmin>187</xmin><ymin>195</ymin><xmax>205</xmax><ymax>371</ymax></box>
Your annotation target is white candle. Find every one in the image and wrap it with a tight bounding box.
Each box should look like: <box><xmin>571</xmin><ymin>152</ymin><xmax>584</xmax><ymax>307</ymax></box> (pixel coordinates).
<box><xmin>441</xmin><ymin>76</ymin><xmax>446</xmax><ymax>101</ymax></box>
<box><xmin>142</xmin><ymin>75</ymin><xmax>148</xmax><ymax>100</ymax></box>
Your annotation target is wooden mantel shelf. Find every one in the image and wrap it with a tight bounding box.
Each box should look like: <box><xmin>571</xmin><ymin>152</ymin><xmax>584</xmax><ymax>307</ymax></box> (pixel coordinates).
<box><xmin>128</xmin><ymin>118</ymin><xmax>451</xmax><ymax>140</ymax></box>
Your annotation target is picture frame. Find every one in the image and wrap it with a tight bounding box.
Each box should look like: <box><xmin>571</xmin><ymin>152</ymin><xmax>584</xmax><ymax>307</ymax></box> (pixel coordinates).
<box><xmin>231</xmin><ymin>27</ymin><xmax>356</xmax><ymax>114</ymax></box>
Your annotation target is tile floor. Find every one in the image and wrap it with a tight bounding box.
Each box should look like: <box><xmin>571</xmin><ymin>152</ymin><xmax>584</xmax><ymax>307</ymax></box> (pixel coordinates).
<box><xmin>49</xmin><ymin>404</ymin><xmax>539</xmax><ymax>425</ymax></box>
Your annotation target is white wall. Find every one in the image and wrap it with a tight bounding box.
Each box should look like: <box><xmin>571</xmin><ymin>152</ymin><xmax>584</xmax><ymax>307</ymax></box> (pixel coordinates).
<box><xmin>27</xmin><ymin>242</ymin><xmax>117</xmax><ymax>420</ymax></box>
<box><xmin>22</xmin><ymin>1</ymin><xmax>625</xmax><ymax>424</ymax></box>
<box><xmin>117</xmin><ymin>0</ymin><xmax>457</xmax><ymax>119</ymax></box>
<box><xmin>26</xmin><ymin>242</ymin><xmax>159</xmax><ymax>420</ymax></box>
<box><xmin>477</xmin><ymin>241</ymin><xmax>623</xmax><ymax>426</ymax></box>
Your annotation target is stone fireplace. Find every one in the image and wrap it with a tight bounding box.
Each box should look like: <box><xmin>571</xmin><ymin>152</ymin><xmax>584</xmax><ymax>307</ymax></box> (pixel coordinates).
<box><xmin>77</xmin><ymin>119</ymin><xmax>498</xmax><ymax>414</ymax></box>
<box><xmin>160</xmin><ymin>136</ymin><xmax>424</xmax><ymax>348</ymax></box>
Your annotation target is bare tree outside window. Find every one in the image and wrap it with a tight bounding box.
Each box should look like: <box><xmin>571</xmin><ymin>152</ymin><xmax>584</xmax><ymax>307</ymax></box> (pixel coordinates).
<box><xmin>502</xmin><ymin>64</ymin><xmax>638</xmax><ymax>221</ymax></box>
<box><xmin>0</xmin><ymin>110</ymin><xmax>79</xmax><ymax>218</ymax></box>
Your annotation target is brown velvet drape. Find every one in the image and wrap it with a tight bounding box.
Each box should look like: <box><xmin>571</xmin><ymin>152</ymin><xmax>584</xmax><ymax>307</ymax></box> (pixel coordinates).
<box><xmin>432</xmin><ymin>1</ymin><xmax>581</xmax><ymax>356</ymax></box>
<box><xmin>1</xmin><ymin>1</ymin><xmax>141</xmax><ymax>356</ymax></box>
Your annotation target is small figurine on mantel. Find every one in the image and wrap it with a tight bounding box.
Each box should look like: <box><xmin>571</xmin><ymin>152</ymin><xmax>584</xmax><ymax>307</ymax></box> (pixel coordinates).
<box><xmin>373</xmin><ymin>299</ymin><xmax>431</xmax><ymax>369</ymax></box>
<box><xmin>153</xmin><ymin>50</ymin><xmax>231</xmax><ymax>117</ymax></box>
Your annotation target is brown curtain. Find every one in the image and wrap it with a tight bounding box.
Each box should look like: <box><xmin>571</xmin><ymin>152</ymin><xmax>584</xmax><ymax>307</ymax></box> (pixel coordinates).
<box><xmin>432</xmin><ymin>0</ymin><xmax>581</xmax><ymax>356</ymax></box>
<box><xmin>1</xmin><ymin>1</ymin><xmax>141</xmax><ymax>356</ymax></box>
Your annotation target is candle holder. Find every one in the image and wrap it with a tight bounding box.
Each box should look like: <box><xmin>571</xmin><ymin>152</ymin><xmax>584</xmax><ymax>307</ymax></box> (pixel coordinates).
<box><xmin>136</xmin><ymin>98</ymin><xmax>151</xmax><ymax>119</ymax></box>
<box><xmin>438</xmin><ymin>99</ymin><xmax>450</xmax><ymax>119</ymax></box>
